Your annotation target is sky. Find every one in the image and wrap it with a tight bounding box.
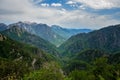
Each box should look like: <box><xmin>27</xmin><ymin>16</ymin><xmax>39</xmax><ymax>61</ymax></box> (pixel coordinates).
<box><xmin>0</xmin><ymin>0</ymin><xmax>120</xmax><ymax>29</ymax></box>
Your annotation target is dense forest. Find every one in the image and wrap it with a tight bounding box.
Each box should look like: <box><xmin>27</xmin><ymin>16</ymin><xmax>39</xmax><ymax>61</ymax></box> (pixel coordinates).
<box><xmin>0</xmin><ymin>24</ymin><xmax>120</xmax><ymax>80</ymax></box>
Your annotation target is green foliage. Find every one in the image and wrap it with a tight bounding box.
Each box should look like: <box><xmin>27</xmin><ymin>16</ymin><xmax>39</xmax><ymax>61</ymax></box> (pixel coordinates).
<box><xmin>93</xmin><ymin>58</ymin><xmax>116</xmax><ymax>80</ymax></box>
<box><xmin>2</xmin><ymin>26</ymin><xmax>60</xmax><ymax>57</ymax></box>
<box><xmin>23</xmin><ymin>62</ymin><xmax>64</xmax><ymax>80</ymax></box>
<box><xmin>68</xmin><ymin>70</ymin><xmax>95</xmax><ymax>80</ymax></box>
<box><xmin>65</xmin><ymin>57</ymin><xmax>120</xmax><ymax>80</ymax></box>
<box><xmin>0</xmin><ymin>33</ymin><xmax>54</xmax><ymax>79</ymax></box>
<box><xmin>1</xmin><ymin>24</ymin><xmax>120</xmax><ymax>80</ymax></box>
<box><xmin>0</xmin><ymin>58</ymin><xmax>29</xmax><ymax>79</ymax></box>
<box><xmin>63</xmin><ymin>50</ymin><xmax>120</xmax><ymax>80</ymax></box>
<box><xmin>64</xmin><ymin>60</ymin><xmax>90</xmax><ymax>74</ymax></box>
<box><xmin>59</xmin><ymin>25</ymin><xmax>120</xmax><ymax>57</ymax></box>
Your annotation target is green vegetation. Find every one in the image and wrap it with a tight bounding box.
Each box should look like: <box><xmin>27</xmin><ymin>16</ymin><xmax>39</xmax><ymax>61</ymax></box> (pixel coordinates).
<box><xmin>0</xmin><ymin>24</ymin><xmax>120</xmax><ymax>80</ymax></box>
<box><xmin>23</xmin><ymin>62</ymin><xmax>64</xmax><ymax>80</ymax></box>
<box><xmin>59</xmin><ymin>25</ymin><xmax>120</xmax><ymax>57</ymax></box>
<box><xmin>0</xmin><ymin>33</ymin><xmax>55</xmax><ymax>79</ymax></box>
<box><xmin>2</xmin><ymin>26</ymin><xmax>60</xmax><ymax>57</ymax></box>
<box><xmin>63</xmin><ymin>50</ymin><xmax>120</xmax><ymax>80</ymax></box>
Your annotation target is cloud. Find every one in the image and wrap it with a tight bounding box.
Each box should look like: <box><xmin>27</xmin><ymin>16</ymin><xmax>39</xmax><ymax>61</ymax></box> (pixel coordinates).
<box><xmin>0</xmin><ymin>0</ymin><xmax>119</xmax><ymax>29</ymax></box>
<box><xmin>41</xmin><ymin>3</ymin><xmax>49</xmax><ymax>7</ymax></box>
<box><xmin>57</xmin><ymin>10</ymin><xmax>119</xmax><ymax>29</ymax></box>
<box><xmin>66</xmin><ymin>1</ymin><xmax>76</xmax><ymax>5</ymax></box>
<box><xmin>51</xmin><ymin>3</ymin><xmax>62</xmax><ymax>7</ymax></box>
<box><xmin>79</xmin><ymin>5</ymin><xmax>86</xmax><ymax>10</ymax></box>
<box><xmin>72</xmin><ymin>0</ymin><xmax>120</xmax><ymax>9</ymax></box>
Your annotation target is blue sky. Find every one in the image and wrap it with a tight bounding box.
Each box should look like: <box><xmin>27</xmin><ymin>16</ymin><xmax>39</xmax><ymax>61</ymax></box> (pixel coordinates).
<box><xmin>0</xmin><ymin>0</ymin><xmax>120</xmax><ymax>29</ymax></box>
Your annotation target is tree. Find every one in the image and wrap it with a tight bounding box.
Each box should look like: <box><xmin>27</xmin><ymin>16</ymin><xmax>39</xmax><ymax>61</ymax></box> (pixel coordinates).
<box><xmin>23</xmin><ymin>61</ymin><xmax>64</xmax><ymax>80</ymax></box>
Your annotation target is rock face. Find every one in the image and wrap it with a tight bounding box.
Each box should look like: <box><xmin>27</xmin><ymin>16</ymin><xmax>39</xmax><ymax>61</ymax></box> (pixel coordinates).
<box><xmin>0</xmin><ymin>33</ymin><xmax>7</xmax><ymax>41</ymax></box>
<box><xmin>59</xmin><ymin>24</ymin><xmax>120</xmax><ymax>56</ymax></box>
<box><xmin>0</xmin><ymin>34</ymin><xmax>3</xmax><ymax>41</ymax></box>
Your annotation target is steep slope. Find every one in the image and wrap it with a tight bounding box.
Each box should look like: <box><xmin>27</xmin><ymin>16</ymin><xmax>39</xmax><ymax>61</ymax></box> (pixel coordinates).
<box><xmin>64</xmin><ymin>49</ymin><xmax>120</xmax><ymax>80</ymax></box>
<box><xmin>0</xmin><ymin>33</ymin><xmax>54</xmax><ymax>78</ymax></box>
<box><xmin>51</xmin><ymin>25</ymin><xmax>92</xmax><ymax>39</ymax></box>
<box><xmin>72</xmin><ymin>49</ymin><xmax>109</xmax><ymax>63</ymax></box>
<box><xmin>59</xmin><ymin>24</ymin><xmax>120</xmax><ymax>56</ymax></box>
<box><xmin>2</xmin><ymin>26</ymin><xmax>60</xmax><ymax>57</ymax></box>
<box><xmin>0</xmin><ymin>23</ymin><xmax>8</xmax><ymax>31</ymax></box>
<box><xmin>0</xmin><ymin>33</ymin><xmax>53</xmax><ymax>67</ymax></box>
<box><xmin>9</xmin><ymin>22</ymin><xmax>65</xmax><ymax>46</ymax></box>
<box><xmin>64</xmin><ymin>49</ymin><xmax>109</xmax><ymax>72</ymax></box>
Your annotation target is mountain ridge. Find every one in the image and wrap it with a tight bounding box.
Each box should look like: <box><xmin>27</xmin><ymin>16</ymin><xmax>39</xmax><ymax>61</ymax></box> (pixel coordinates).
<box><xmin>59</xmin><ymin>24</ymin><xmax>120</xmax><ymax>57</ymax></box>
<box><xmin>2</xmin><ymin>26</ymin><xmax>60</xmax><ymax>57</ymax></box>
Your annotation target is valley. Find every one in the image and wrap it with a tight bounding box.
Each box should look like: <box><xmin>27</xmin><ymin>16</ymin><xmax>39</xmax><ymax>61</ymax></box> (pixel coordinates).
<box><xmin>0</xmin><ymin>22</ymin><xmax>120</xmax><ymax>80</ymax></box>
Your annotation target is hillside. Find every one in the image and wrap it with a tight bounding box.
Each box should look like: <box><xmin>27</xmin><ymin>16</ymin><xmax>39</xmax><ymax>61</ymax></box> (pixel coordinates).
<box><xmin>9</xmin><ymin>22</ymin><xmax>65</xmax><ymax>46</ymax></box>
<box><xmin>59</xmin><ymin>24</ymin><xmax>120</xmax><ymax>56</ymax></box>
<box><xmin>2</xmin><ymin>26</ymin><xmax>60</xmax><ymax>57</ymax></box>
<box><xmin>0</xmin><ymin>33</ymin><xmax>54</xmax><ymax>79</ymax></box>
<box><xmin>63</xmin><ymin>49</ymin><xmax>120</xmax><ymax>80</ymax></box>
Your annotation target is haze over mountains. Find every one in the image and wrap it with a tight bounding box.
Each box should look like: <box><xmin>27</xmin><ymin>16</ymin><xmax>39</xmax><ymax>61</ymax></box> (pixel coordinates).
<box><xmin>0</xmin><ymin>21</ymin><xmax>92</xmax><ymax>46</ymax></box>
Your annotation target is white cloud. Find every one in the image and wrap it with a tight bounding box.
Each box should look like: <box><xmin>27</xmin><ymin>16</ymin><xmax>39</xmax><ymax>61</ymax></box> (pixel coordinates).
<box><xmin>72</xmin><ymin>0</ymin><xmax>120</xmax><ymax>9</ymax></box>
<box><xmin>51</xmin><ymin>3</ymin><xmax>62</xmax><ymax>7</ymax></box>
<box><xmin>79</xmin><ymin>5</ymin><xmax>86</xmax><ymax>10</ymax></box>
<box><xmin>66</xmin><ymin>1</ymin><xmax>76</xmax><ymax>5</ymax></box>
<box><xmin>41</xmin><ymin>3</ymin><xmax>49</xmax><ymax>7</ymax></box>
<box><xmin>0</xmin><ymin>0</ymin><xmax>119</xmax><ymax>29</ymax></box>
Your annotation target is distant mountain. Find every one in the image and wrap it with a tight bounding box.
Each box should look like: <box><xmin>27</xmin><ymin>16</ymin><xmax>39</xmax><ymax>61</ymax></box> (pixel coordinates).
<box><xmin>59</xmin><ymin>24</ymin><xmax>120</xmax><ymax>56</ymax></box>
<box><xmin>0</xmin><ymin>23</ymin><xmax>8</xmax><ymax>31</ymax></box>
<box><xmin>2</xmin><ymin>26</ymin><xmax>60</xmax><ymax>57</ymax></box>
<box><xmin>9</xmin><ymin>22</ymin><xmax>65</xmax><ymax>46</ymax></box>
<box><xmin>51</xmin><ymin>25</ymin><xmax>92</xmax><ymax>40</ymax></box>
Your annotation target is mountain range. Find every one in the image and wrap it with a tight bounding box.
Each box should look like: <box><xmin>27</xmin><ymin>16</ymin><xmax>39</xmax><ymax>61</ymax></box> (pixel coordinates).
<box><xmin>0</xmin><ymin>22</ymin><xmax>120</xmax><ymax>79</ymax></box>
<box><xmin>51</xmin><ymin>25</ymin><xmax>91</xmax><ymax>40</ymax></box>
<box><xmin>0</xmin><ymin>21</ymin><xmax>91</xmax><ymax>47</ymax></box>
<box><xmin>59</xmin><ymin>24</ymin><xmax>120</xmax><ymax>57</ymax></box>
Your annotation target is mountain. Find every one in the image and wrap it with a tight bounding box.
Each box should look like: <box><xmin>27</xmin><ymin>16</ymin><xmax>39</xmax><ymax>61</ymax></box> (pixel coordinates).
<box><xmin>108</xmin><ymin>52</ymin><xmax>120</xmax><ymax>64</ymax></box>
<box><xmin>9</xmin><ymin>22</ymin><xmax>65</xmax><ymax>46</ymax></box>
<box><xmin>0</xmin><ymin>33</ymin><xmax>54</xmax><ymax>78</ymax></box>
<box><xmin>59</xmin><ymin>24</ymin><xmax>120</xmax><ymax>56</ymax></box>
<box><xmin>64</xmin><ymin>49</ymin><xmax>120</xmax><ymax>80</ymax></box>
<box><xmin>64</xmin><ymin>49</ymin><xmax>109</xmax><ymax>72</ymax></box>
<box><xmin>72</xmin><ymin>49</ymin><xmax>109</xmax><ymax>63</ymax></box>
<box><xmin>51</xmin><ymin>25</ymin><xmax>92</xmax><ymax>40</ymax></box>
<box><xmin>2</xmin><ymin>26</ymin><xmax>60</xmax><ymax>57</ymax></box>
<box><xmin>0</xmin><ymin>32</ymin><xmax>53</xmax><ymax>66</ymax></box>
<box><xmin>0</xmin><ymin>23</ymin><xmax>8</xmax><ymax>31</ymax></box>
